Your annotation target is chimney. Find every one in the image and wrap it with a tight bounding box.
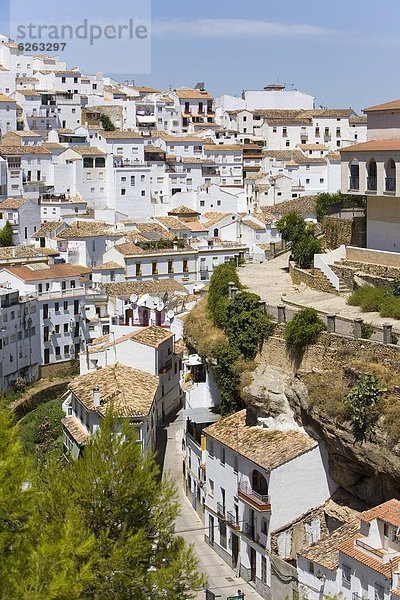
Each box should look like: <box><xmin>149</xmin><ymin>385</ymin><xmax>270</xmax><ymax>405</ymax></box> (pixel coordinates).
<box><xmin>93</xmin><ymin>384</ymin><xmax>101</xmax><ymax>407</ymax></box>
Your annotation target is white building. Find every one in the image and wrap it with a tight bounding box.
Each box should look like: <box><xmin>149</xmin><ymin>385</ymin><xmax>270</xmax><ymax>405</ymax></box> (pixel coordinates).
<box><xmin>0</xmin><ymin>197</ymin><xmax>40</xmax><ymax>245</ymax></box>
<box><xmin>0</xmin><ymin>263</ymin><xmax>90</xmax><ymax>365</ymax></box>
<box><xmin>62</xmin><ymin>326</ymin><xmax>183</xmax><ymax>458</ymax></box>
<box><xmin>298</xmin><ymin>499</ymin><xmax>400</xmax><ymax>600</ymax></box>
<box><xmin>0</xmin><ymin>93</ymin><xmax>17</xmax><ymax>135</ymax></box>
<box><xmin>0</xmin><ymin>286</ymin><xmax>40</xmax><ymax>390</ymax></box>
<box><xmin>202</xmin><ymin>409</ymin><xmax>337</xmax><ymax>599</ymax></box>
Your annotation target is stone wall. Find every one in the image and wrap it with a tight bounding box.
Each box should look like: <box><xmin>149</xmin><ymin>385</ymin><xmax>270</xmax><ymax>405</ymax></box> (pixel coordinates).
<box><xmin>12</xmin><ymin>382</ymin><xmax>69</xmax><ymax>420</ymax></box>
<box><xmin>289</xmin><ymin>263</ymin><xmax>338</xmax><ymax>294</ymax></box>
<box><xmin>258</xmin><ymin>327</ymin><xmax>400</xmax><ymax>374</ymax></box>
<box><xmin>270</xmin><ymin>555</ymin><xmax>298</xmax><ymax>600</ymax></box>
<box><xmin>341</xmin><ymin>259</ymin><xmax>400</xmax><ymax>280</ymax></box>
<box><xmin>322</xmin><ymin>216</ymin><xmax>366</xmax><ymax>249</ymax></box>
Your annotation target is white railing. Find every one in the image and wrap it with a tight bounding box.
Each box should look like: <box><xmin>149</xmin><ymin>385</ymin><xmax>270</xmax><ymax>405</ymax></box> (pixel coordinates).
<box><xmin>314</xmin><ymin>244</ymin><xmax>346</xmax><ymax>291</ymax></box>
<box><xmin>38</xmin><ymin>287</ymin><xmax>85</xmax><ymax>300</ymax></box>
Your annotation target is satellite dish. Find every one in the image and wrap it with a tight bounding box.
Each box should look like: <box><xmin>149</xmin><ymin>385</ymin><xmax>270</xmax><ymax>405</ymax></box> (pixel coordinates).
<box><xmin>157</xmin><ymin>300</ymin><xmax>165</xmax><ymax>312</ymax></box>
<box><xmin>137</xmin><ymin>294</ymin><xmax>150</xmax><ymax>307</ymax></box>
<box><xmin>167</xmin><ymin>310</ymin><xmax>174</xmax><ymax>320</ymax></box>
<box><xmin>130</xmin><ymin>294</ymin><xmax>138</xmax><ymax>303</ymax></box>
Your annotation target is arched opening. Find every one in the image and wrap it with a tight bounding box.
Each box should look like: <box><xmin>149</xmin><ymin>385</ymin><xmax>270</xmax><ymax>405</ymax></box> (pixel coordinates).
<box><xmin>83</xmin><ymin>157</ymin><xmax>94</xmax><ymax>169</ymax></box>
<box><xmin>251</xmin><ymin>469</ymin><xmax>268</xmax><ymax>496</ymax></box>
<box><xmin>213</xmin><ymin>228</ymin><xmax>219</xmax><ymax>237</ymax></box>
<box><xmin>366</xmin><ymin>159</ymin><xmax>377</xmax><ymax>191</ymax></box>
<box><xmin>349</xmin><ymin>159</ymin><xmax>359</xmax><ymax>190</ymax></box>
<box><xmin>95</xmin><ymin>157</ymin><xmax>106</xmax><ymax>168</ymax></box>
<box><xmin>385</xmin><ymin>158</ymin><xmax>396</xmax><ymax>192</ymax></box>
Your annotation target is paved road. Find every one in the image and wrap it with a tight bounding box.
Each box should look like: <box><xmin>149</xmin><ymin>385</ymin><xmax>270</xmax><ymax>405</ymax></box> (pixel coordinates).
<box><xmin>160</xmin><ymin>410</ymin><xmax>262</xmax><ymax>600</ymax></box>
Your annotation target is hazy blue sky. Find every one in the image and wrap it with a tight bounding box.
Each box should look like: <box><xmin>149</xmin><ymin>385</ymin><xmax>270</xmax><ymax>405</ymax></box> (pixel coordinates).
<box><xmin>2</xmin><ymin>0</ymin><xmax>400</xmax><ymax>111</ymax></box>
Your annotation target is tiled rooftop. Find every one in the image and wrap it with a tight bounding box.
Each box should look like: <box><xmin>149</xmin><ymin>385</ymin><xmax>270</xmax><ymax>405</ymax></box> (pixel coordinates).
<box><xmin>299</xmin><ymin>520</ymin><xmax>359</xmax><ymax>570</ymax></box>
<box><xmin>69</xmin><ymin>362</ymin><xmax>159</xmax><ymax>418</ymax></box>
<box><xmin>204</xmin><ymin>410</ymin><xmax>318</xmax><ymax>471</ymax></box>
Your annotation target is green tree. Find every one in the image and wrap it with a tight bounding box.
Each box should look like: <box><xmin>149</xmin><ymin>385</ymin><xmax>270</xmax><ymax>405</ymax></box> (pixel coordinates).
<box><xmin>213</xmin><ymin>342</ymin><xmax>242</xmax><ymax>416</ymax></box>
<box><xmin>0</xmin><ymin>406</ymin><xmax>95</xmax><ymax>599</ymax></box>
<box><xmin>100</xmin><ymin>113</ymin><xmax>116</xmax><ymax>131</ymax></box>
<box><xmin>207</xmin><ymin>262</ymin><xmax>241</xmax><ymax>327</ymax></box>
<box><xmin>225</xmin><ymin>292</ymin><xmax>274</xmax><ymax>359</ymax></box>
<box><xmin>62</xmin><ymin>413</ymin><xmax>204</xmax><ymax>599</ymax></box>
<box><xmin>292</xmin><ymin>235</ymin><xmax>322</xmax><ymax>268</ymax></box>
<box><xmin>0</xmin><ymin>221</ymin><xmax>13</xmax><ymax>247</ymax></box>
<box><xmin>276</xmin><ymin>211</ymin><xmax>307</xmax><ymax>246</ymax></box>
<box><xmin>344</xmin><ymin>374</ymin><xmax>387</xmax><ymax>442</ymax></box>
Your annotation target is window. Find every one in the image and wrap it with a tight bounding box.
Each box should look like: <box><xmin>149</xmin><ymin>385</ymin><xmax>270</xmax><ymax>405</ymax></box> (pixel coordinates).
<box><xmin>320</xmin><ymin>178</ymin><xmax>324</xmax><ymax>184</ymax></box>
<box><xmin>64</xmin><ymin>345</ymin><xmax>70</xmax><ymax>355</ymax></box>
<box><xmin>342</xmin><ymin>565</ymin><xmax>351</xmax><ymax>587</ymax></box>
<box><xmin>285</xmin><ymin>140</ymin><xmax>290</xmax><ymax>147</ymax></box>
<box><xmin>233</xmin><ymin>455</ymin><xmax>238</xmax><ymax>473</ymax></box>
<box><xmin>261</xmin><ymin>519</ymin><xmax>268</xmax><ymax>535</ymax></box>
<box><xmin>55</xmin><ymin>346</ymin><xmax>61</xmax><ymax>358</ymax></box>
<box><xmin>200</xmin><ymin>200</ymin><xmax>205</xmax><ymax>207</ymax></box>
<box><xmin>261</xmin><ymin>556</ymin><xmax>267</xmax><ymax>584</ymax></box>
<box><xmin>141</xmin><ymin>190</ymin><xmax>145</xmax><ymax>196</ymax></box>
<box><xmin>131</xmin><ymin>176</ymin><xmax>135</xmax><ymax>186</ymax></box>
<box><xmin>121</xmin><ymin>189</ymin><xmax>126</xmax><ymax>195</ymax></box>
<box><xmin>135</xmin><ymin>263</ymin><xmax>142</xmax><ymax>277</ymax></box>
<box><xmin>152</xmin><ymin>261</ymin><xmax>158</xmax><ymax>275</ymax></box>
<box><xmin>64</xmin><ymin>323</ymin><xmax>69</xmax><ymax>333</ymax></box>
<box><xmin>55</xmin><ymin>324</ymin><xmax>60</xmax><ymax>334</ymax></box>
<box><xmin>208</xmin><ymin>440</ymin><xmax>214</xmax><ymax>458</ymax></box>
<box><xmin>375</xmin><ymin>585</ymin><xmax>384</xmax><ymax>600</ymax></box>
<box><xmin>220</xmin><ymin>447</ymin><xmax>225</xmax><ymax>465</ymax></box>
<box><xmin>63</xmin><ymin>301</ymin><xmax>68</xmax><ymax>311</ymax></box>
<box><xmin>306</xmin><ymin>178</ymin><xmax>310</xmax><ymax>184</ymax></box>
<box><xmin>74</xmin><ymin>300</ymin><xmax>79</xmax><ymax>315</ymax></box>
<box><xmin>55</xmin><ymin>302</ymin><xmax>59</xmax><ymax>312</ymax></box>
<box><xmin>309</xmin><ymin>561</ymin><xmax>314</xmax><ymax>575</ymax></box>
<box><xmin>183</xmin><ymin>259</ymin><xmax>188</xmax><ymax>273</ymax></box>
<box><xmin>282</xmin><ymin>127</ymin><xmax>287</xmax><ymax>137</ymax></box>
<box><xmin>168</xmin><ymin>260</ymin><xmax>173</xmax><ymax>274</ymax></box>
<box><xmin>209</xmin><ymin>479</ymin><xmax>214</xmax><ymax>497</ymax></box>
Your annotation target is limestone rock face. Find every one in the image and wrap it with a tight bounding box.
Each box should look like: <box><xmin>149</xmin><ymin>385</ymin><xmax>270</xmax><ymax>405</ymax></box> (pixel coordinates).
<box><xmin>242</xmin><ymin>365</ymin><xmax>308</xmax><ymax>429</ymax></box>
<box><xmin>242</xmin><ymin>364</ymin><xmax>400</xmax><ymax>506</ymax></box>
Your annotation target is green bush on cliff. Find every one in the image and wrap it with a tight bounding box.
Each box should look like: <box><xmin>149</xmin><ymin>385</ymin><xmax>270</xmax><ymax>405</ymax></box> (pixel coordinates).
<box><xmin>344</xmin><ymin>374</ymin><xmax>387</xmax><ymax>441</ymax></box>
<box><xmin>284</xmin><ymin>308</ymin><xmax>326</xmax><ymax>354</ymax></box>
<box><xmin>207</xmin><ymin>262</ymin><xmax>241</xmax><ymax>328</ymax></box>
<box><xmin>225</xmin><ymin>292</ymin><xmax>274</xmax><ymax>359</ymax></box>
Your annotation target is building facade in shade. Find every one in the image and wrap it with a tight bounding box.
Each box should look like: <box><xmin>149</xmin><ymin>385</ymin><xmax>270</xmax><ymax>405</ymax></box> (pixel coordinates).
<box><xmin>0</xmin><ymin>286</ymin><xmax>40</xmax><ymax>390</ymax></box>
<box><xmin>0</xmin><ymin>263</ymin><xmax>90</xmax><ymax>365</ymax></box>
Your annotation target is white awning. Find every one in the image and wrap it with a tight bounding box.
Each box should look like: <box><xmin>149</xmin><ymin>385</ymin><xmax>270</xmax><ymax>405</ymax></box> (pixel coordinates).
<box><xmin>136</xmin><ymin>115</ymin><xmax>156</xmax><ymax>124</ymax></box>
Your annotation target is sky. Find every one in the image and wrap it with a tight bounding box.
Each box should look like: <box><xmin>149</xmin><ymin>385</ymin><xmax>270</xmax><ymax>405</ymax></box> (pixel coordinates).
<box><xmin>2</xmin><ymin>0</ymin><xmax>400</xmax><ymax>112</ymax></box>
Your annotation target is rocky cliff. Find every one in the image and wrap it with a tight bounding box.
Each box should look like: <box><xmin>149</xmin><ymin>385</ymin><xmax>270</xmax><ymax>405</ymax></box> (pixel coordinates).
<box><xmin>242</xmin><ymin>363</ymin><xmax>400</xmax><ymax>507</ymax></box>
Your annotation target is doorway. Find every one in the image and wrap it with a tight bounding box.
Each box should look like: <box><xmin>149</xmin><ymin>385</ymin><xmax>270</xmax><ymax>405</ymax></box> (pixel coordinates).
<box><xmin>232</xmin><ymin>533</ymin><xmax>239</xmax><ymax>569</ymax></box>
<box><xmin>250</xmin><ymin>547</ymin><xmax>256</xmax><ymax>582</ymax></box>
<box><xmin>209</xmin><ymin>515</ymin><xmax>214</xmax><ymax>545</ymax></box>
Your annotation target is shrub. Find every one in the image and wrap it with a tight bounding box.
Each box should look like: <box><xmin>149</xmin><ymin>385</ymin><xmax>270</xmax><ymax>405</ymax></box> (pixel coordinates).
<box><xmin>207</xmin><ymin>263</ymin><xmax>241</xmax><ymax>327</ymax></box>
<box><xmin>292</xmin><ymin>235</ymin><xmax>322</xmax><ymax>269</ymax></box>
<box><xmin>0</xmin><ymin>221</ymin><xmax>13</xmax><ymax>247</ymax></box>
<box><xmin>348</xmin><ymin>285</ymin><xmax>386</xmax><ymax>312</ymax></box>
<box><xmin>344</xmin><ymin>374</ymin><xmax>387</xmax><ymax>441</ymax></box>
<box><xmin>284</xmin><ymin>308</ymin><xmax>326</xmax><ymax>354</ymax></box>
<box><xmin>100</xmin><ymin>113</ymin><xmax>115</xmax><ymax>131</ymax></box>
<box><xmin>360</xmin><ymin>322</ymin><xmax>373</xmax><ymax>339</ymax></box>
<box><xmin>379</xmin><ymin>295</ymin><xmax>400</xmax><ymax>319</ymax></box>
<box><xmin>276</xmin><ymin>211</ymin><xmax>307</xmax><ymax>246</ymax></box>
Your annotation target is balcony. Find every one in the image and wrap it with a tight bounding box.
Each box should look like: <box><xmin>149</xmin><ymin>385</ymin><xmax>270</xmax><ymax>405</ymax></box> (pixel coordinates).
<box><xmin>367</xmin><ymin>177</ymin><xmax>377</xmax><ymax>191</ymax></box>
<box><xmin>352</xmin><ymin>594</ymin><xmax>365</xmax><ymax>600</ymax></box>
<box><xmin>242</xmin><ymin>522</ymin><xmax>258</xmax><ymax>543</ymax></box>
<box><xmin>385</xmin><ymin>177</ymin><xmax>396</xmax><ymax>192</ymax></box>
<box><xmin>226</xmin><ymin>511</ymin><xmax>240</xmax><ymax>530</ymax></box>
<box><xmin>216</xmin><ymin>502</ymin><xmax>226</xmax><ymax>520</ymax></box>
<box><xmin>349</xmin><ymin>176</ymin><xmax>360</xmax><ymax>190</ymax></box>
<box><xmin>238</xmin><ymin>482</ymin><xmax>271</xmax><ymax>511</ymax></box>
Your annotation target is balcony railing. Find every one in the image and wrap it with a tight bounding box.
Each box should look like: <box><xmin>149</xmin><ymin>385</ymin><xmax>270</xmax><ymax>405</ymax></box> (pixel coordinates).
<box><xmin>238</xmin><ymin>482</ymin><xmax>271</xmax><ymax>511</ymax></box>
<box><xmin>367</xmin><ymin>177</ymin><xmax>377</xmax><ymax>191</ymax></box>
<box><xmin>352</xmin><ymin>594</ymin><xmax>365</xmax><ymax>600</ymax></box>
<box><xmin>226</xmin><ymin>511</ymin><xmax>240</xmax><ymax>530</ymax></box>
<box><xmin>216</xmin><ymin>502</ymin><xmax>226</xmax><ymax>520</ymax></box>
<box><xmin>349</xmin><ymin>176</ymin><xmax>360</xmax><ymax>190</ymax></box>
<box><xmin>385</xmin><ymin>177</ymin><xmax>396</xmax><ymax>192</ymax></box>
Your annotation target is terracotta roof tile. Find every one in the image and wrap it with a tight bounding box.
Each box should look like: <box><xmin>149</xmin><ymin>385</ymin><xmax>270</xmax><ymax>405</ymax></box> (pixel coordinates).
<box><xmin>204</xmin><ymin>410</ymin><xmax>318</xmax><ymax>471</ymax></box>
<box><xmin>299</xmin><ymin>520</ymin><xmax>360</xmax><ymax>570</ymax></box>
<box><xmin>62</xmin><ymin>416</ymin><xmax>90</xmax><ymax>446</ymax></box>
<box><xmin>341</xmin><ymin>139</ymin><xmax>400</xmax><ymax>152</ymax></box>
<box><xmin>2</xmin><ymin>263</ymin><xmax>90</xmax><ymax>281</ymax></box>
<box><xmin>364</xmin><ymin>99</ymin><xmax>400</xmax><ymax>113</ymax></box>
<box><xmin>69</xmin><ymin>362</ymin><xmax>159</xmax><ymax>418</ymax></box>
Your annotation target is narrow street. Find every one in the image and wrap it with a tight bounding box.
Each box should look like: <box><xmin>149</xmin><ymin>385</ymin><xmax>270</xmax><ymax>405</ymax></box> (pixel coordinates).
<box><xmin>159</xmin><ymin>410</ymin><xmax>262</xmax><ymax>600</ymax></box>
